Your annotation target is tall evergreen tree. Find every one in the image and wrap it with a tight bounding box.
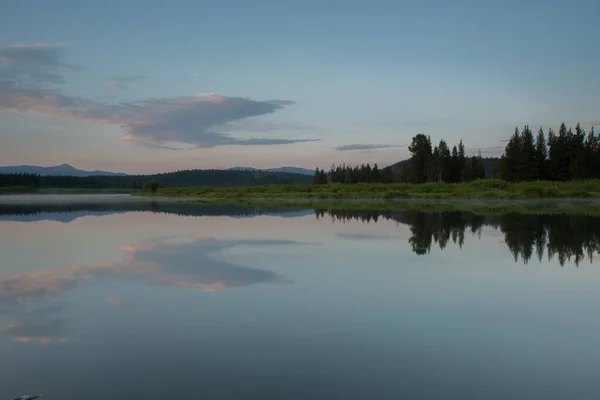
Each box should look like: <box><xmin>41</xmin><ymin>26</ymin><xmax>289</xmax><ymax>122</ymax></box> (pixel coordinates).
<box><xmin>500</xmin><ymin>127</ymin><xmax>522</xmax><ymax>182</ymax></box>
<box><xmin>589</xmin><ymin>126</ymin><xmax>600</xmax><ymax>179</ymax></box>
<box><xmin>570</xmin><ymin>123</ymin><xmax>587</xmax><ymax>180</ymax></box>
<box><xmin>555</xmin><ymin>122</ymin><xmax>573</xmax><ymax>181</ymax></box>
<box><xmin>471</xmin><ymin>151</ymin><xmax>485</xmax><ymax>180</ymax></box>
<box><xmin>372</xmin><ymin>164</ymin><xmax>380</xmax><ymax>183</ymax></box>
<box><xmin>535</xmin><ymin>127</ymin><xmax>548</xmax><ymax>180</ymax></box>
<box><xmin>547</xmin><ymin>128</ymin><xmax>558</xmax><ymax>180</ymax></box>
<box><xmin>408</xmin><ymin>134</ymin><xmax>433</xmax><ymax>183</ymax></box>
<box><xmin>520</xmin><ymin>125</ymin><xmax>537</xmax><ymax>181</ymax></box>
<box><xmin>431</xmin><ymin>146</ymin><xmax>441</xmax><ymax>181</ymax></box>
<box><xmin>549</xmin><ymin>123</ymin><xmax>570</xmax><ymax>181</ymax></box>
<box><xmin>438</xmin><ymin>140</ymin><xmax>452</xmax><ymax>182</ymax></box>
<box><xmin>450</xmin><ymin>145</ymin><xmax>459</xmax><ymax>183</ymax></box>
<box><xmin>313</xmin><ymin>168</ymin><xmax>320</xmax><ymax>184</ymax></box>
<box><xmin>458</xmin><ymin>140</ymin><xmax>468</xmax><ymax>182</ymax></box>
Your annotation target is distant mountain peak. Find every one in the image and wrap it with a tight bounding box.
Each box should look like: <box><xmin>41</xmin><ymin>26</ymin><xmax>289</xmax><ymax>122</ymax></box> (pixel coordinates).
<box><xmin>0</xmin><ymin>164</ymin><xmax>128</xmax><ymax>177</ymax></box>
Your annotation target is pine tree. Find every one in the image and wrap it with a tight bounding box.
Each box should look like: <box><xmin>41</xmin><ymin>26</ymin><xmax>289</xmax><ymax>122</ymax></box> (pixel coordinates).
<box><xmin>547</xmin><ymin>128</ymin><xmax>557</xmax><ymax>180</ymax></box>
<box><xmin>438</xmin><ymin>140</ymin><xmax>451</xmax><ymax>182</ymax></box>
<box><xmin>431</xmin><ymin>146</ymin><xmax>441</xmax><ymax>182</ymax></box>
<box><xmin>472</xmin><ymin>151</ymin><xmax>485</xmax><ymax>180</ymax></box>
<box><xmin>372</xmin><ymin>164</ymin><xmax>380</xmax><ymax>183</ymax></box>
<box><xmin>570</xmin><ymin>123</ymin><xmax>586</xmax><ymax>180</ymax></box>
<box><xmin>500</xmin><ymin>127</ymin><xmax>522</xmax><ymax>182</ymax></box>
<box><xmin>408</xmin><ymin>134</ymin><xmax>433</xmax><ymax>183</ymax></box>
<box><xmin>535</xmin><ymin>127</ymin><xmax>547</xmax><ymax>180</ymax></box>
<box><xmin>590</xmin><ymin>126</ymin><xmax>600</xmax><ymax>179</ymax></box>
<box><xmin>520</xmin><ymin>125</ymin><xmax>537</xmax><ymax>181</ymax></box>
<box><xmin>450</xmin><ymin>145</ymin><xmax>459</xmax><ymax>183</ymax></box>
<box><xmin>458</xmin><ymin>140</ymin><xmax>468</xmax><ymax>182</ymax></box>
<box><xmin>550</xmin><ymin>123</ymin><xmax>570</xmax><ymax>181</ymax></box>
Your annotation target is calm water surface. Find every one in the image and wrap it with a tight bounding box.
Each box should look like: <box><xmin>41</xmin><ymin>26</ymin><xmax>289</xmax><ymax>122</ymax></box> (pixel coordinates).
<box><xmin>1</xmin><ymin>196</ymin><xmax>600</xmax><ymax>399</ymax></box>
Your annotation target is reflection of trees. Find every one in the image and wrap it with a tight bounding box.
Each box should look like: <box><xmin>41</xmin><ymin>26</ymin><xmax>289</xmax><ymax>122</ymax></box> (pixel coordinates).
<box><xmin>319</xmin><ymin>209</ymin><xmax>600</xmax><ymax>266</ymax></box>
<box><xmin>0</xmin><ymin>203</ymin><xmax>307</xmax><ymax>219</ymax></box>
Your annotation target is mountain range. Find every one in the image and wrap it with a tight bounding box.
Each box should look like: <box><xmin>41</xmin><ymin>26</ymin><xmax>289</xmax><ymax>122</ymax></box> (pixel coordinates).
<box><xmin>0</xmin><ymin>164</ymin><xmax>316</xmax><ymax>177</ymax></box>
<box><xmin>0</xmin><ymin>164</ymin><xmax>128</xmax><ymax>177</ymax></box>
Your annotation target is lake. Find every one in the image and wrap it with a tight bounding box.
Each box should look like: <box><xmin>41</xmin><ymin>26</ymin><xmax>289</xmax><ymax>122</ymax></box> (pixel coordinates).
<box><xmin>1</xmin><ymin>195</ymin><xmax>600</xmax><ymax>399</ymax></box>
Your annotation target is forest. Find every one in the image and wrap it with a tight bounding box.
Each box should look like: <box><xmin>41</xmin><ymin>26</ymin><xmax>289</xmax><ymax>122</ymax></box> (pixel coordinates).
<box><xmin>0</xmin><ymin>169</ymin><xmax>313</xmax><ymax>190</ymax></box>
<box><xmin>314</xmin><ymin>138</ymin><xmax>486</xmax><ymax>184</ymax></box>
<box><xmin>314</xmin><ymin>121</ymin><xmax>598</xmax><ymax>184</ymax></box>
<box><xmin>500</xmin><ymin>123</ymin><xmax>599</xmax><ymax>182</ymax></box>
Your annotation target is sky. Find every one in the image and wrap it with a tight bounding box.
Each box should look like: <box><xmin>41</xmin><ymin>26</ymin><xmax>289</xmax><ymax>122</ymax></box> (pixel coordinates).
<box><xmin>0</xmin><ymin>0</ymin><xmax>598</xmax><ymax>174</ymax></box>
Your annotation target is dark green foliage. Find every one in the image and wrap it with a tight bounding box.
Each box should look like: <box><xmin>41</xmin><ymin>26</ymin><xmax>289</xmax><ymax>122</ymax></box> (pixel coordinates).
<box><xmin>535</xmin><ymin>127</ymin><xmax>548</xmax><ymax>180</ymax></box>
<box><xmin>0</xmin><ymin>169</ymin><xmax>313</xmax><ymax>190</ymax></box>
<box><xmin>501</xmin><ymin>122</ymin><xmax>599</xmax><ymax>182</ymax></box>
<box><xmin>457</xmin><ymin>140</ymin><xmax>468</xmax><ymax>182</ymax></box>
<box><xmin>328</xmin><ymin>135</ymin><xmax>488</xmax><ymax>185</ymax></box>
<box><xmin>570</xmin><ymin>123</ymin><xmax>587</xmax><ymax>180</ymax></box>
<box><xmin>408</xmin><ymin>134</ymin><xmax>433</xmax><ymax>183</ymax></box>
<box><xmin>322</xmin><ymin>163</ymin><xmax>384</xmax><ymax>184</ymax></box>
<box><xmin>520</xmin><ymin>125</ymin><xmax>537</xmax><ymax>181</ymax></box>
<box><xmin>437</xmin><ymin>140</ymin><xmax>452</xmax><ymax>182</ymax></box>
<box><xmin>470</xmin><ymin>152</ymin><xmax>485</xmax><ymax>180</ymax></box>
<box><xmin>313</xmin><ymin>168</ymin><xmax>328</xmax><ymax>184</ymax></box>
<box><xmin>500</xmin><ymin>128</ymin><xmax>522</xmax><ymax>182</ymax></box>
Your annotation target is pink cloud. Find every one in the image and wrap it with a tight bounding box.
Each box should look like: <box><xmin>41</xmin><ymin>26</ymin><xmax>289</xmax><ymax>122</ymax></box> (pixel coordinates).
<box><xmin>0</xmin><ymin>86</ymin><xmax>316</xmax><ymax>149</ymax></box>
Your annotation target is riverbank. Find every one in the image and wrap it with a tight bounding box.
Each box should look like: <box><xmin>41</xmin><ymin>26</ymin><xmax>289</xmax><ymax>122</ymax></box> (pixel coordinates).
<box><xmin>135</xmin><ymin>179</ymin><xmax>600</xmax><ymax>200</ymax></box>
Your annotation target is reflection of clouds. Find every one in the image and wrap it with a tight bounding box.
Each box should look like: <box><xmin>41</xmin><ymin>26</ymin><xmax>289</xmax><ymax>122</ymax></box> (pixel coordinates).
<box><xmin>105</xmin><ymin>297</ymin><xmax>124</xmax><ymax>306</ymax></box>
<box><xmin>1</xmin><ymin>318</ymin><xmax>75</xmax><ymax>344</ymax></box>
<box><xmin>0</xmin><ymin>237</ymin><xmax>295</xmax><ymax>307</ymax></box>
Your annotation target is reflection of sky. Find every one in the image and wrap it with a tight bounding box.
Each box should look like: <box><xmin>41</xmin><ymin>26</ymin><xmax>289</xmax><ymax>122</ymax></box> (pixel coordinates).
<box><xmin>2</xmin><ymin>210</ymin><xmax>600</xmax><ymax>399</ymax></box>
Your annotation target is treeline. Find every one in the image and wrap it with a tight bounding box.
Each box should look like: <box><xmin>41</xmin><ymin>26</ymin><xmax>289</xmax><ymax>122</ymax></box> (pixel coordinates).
<box><xmin>318</xmin><ymin>209</ymin><xmax>600</xmax><ymax>266</ymax></box>
<box><xmin>0</xmin><ymin>169</ymin><xmax>313</xmax><ymax>189</ymax></box>
<box><xmin>500</xmin><ymin>123</ymin><xmax>599</xmax><ymax>181</ymax></box>
<box><xmin>315</xmin><ymin>136</ymin><xmax>487</xmax><ymax>184</ymax></box>
<box><xmin>316</xmin><ymin>121</ymin><xmax>598</xmax><ymax>185</ymax></box>
<box><xmin>406</xmin><ymin>135</ymin><xmax>485</xmax><ymax>183</ymax></box>
<box><xmin>313</xmin><ymin>163</ymin><xmax>383</xmax><ymax>184</ymax></box>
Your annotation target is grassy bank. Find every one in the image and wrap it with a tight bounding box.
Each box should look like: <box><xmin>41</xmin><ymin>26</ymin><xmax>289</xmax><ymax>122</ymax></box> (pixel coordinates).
<box><xmin>0</xmin><ymin>187</ymin><xmax>137</xmax><ymax>195</ymax></box>
<box><xmin>136</xmin><ymin>179</ymin><xmax>600</xmax><ymax>200</ymax></box>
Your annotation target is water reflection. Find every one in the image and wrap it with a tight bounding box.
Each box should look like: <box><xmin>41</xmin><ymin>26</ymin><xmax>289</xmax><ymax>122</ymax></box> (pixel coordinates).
<box><xmin>320</xmin><ymin>209</ymin><xmax>600</xmax><ymax>266</ymax></box>
<box><xmin>0</xmin><ymin>237</ymin><xmax>297</xmax><ymax>307</ymax></box>
<box><xmin>1</xmin><ymin>201</ymin><xmax>599</xmax><ymax>266</ymax></box>
<box><xmin>0</xmin><ymin>202</ymin><xmax>312</xmax><ymax>222</ymax></box>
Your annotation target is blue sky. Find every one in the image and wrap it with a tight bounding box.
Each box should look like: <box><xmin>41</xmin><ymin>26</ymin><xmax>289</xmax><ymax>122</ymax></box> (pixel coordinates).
<box><xmin>0</xmin><ymin>0</ymin><xmax>598</xmax><ymax>173</ymax></box>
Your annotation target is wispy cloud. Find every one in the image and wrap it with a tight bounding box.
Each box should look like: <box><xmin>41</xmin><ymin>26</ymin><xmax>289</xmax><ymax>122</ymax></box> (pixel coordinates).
<box><xmin>0</xmin><ymin>43</ymin><xmax>317</xmax><ymax>149</ymax></box>
<box><xmin>334</xmin><ymin>143</ymin><xmax>407</xmax><ymax>151</ymax></box>
<box><xmin>584</xmin><ymin>120</ymin><xmax>600</xmax><ymax>127</ymax></box>
<box><xmin>0</xmin><ymin>42</ymin><xmax>79</xmax><ymax>86</ymax></box>
<box><xmin>104</xmin><ymin>74</ymin><xmax>147</xmax><ymax>91</ymax></box>
<box><xmin>0</xmin><ymin>86</ymin><xmax>318</xmax><ymax>149</ymax></box>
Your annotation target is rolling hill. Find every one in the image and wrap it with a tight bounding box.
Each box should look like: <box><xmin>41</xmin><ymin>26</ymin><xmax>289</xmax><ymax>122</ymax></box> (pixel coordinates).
<box><xmin>0</xmin><ymin>164</ymin><xmax>128</xmax><ymax>177</ymax></box>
